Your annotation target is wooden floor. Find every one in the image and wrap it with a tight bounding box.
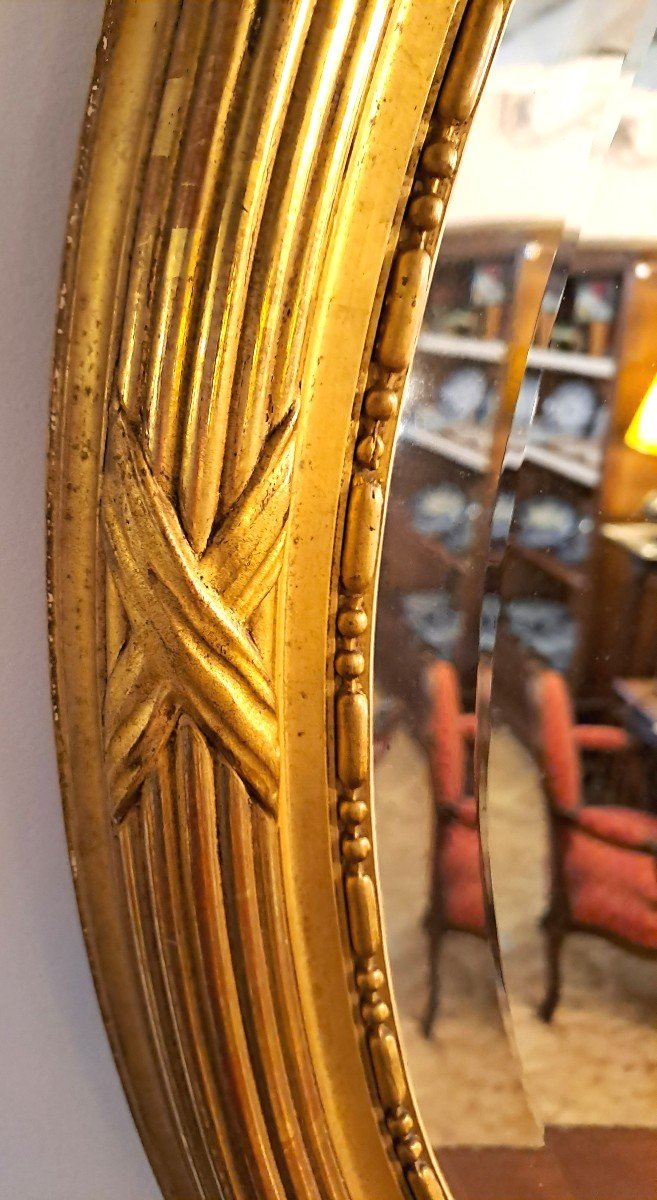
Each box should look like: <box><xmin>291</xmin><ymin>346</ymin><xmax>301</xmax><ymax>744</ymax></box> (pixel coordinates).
<box><xmin>441</xmin><ymin>1127</ymin><xmax>657</xmax><ymax>1200</ymax></box>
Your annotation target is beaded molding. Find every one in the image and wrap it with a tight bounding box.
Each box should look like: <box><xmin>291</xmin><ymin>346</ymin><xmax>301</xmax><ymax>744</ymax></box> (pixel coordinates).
<box><xmin>333</xmin><ymin>5</ymin><xmax>505</xmax><ymax>1198</ymax></box>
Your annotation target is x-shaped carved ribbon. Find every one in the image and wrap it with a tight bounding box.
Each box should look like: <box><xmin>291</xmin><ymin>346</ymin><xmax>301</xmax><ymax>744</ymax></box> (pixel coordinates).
<box><xmin>101</xmin><ymin>404</ymin><xmax>296</xmax><ymax>823</ymax></box>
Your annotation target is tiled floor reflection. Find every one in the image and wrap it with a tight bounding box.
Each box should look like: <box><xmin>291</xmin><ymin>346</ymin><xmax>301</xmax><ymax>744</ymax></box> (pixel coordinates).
<box><xmin>375</xmin><ymin>724</ymin><xmax>657</xmax><ymax>1148</ymax></box>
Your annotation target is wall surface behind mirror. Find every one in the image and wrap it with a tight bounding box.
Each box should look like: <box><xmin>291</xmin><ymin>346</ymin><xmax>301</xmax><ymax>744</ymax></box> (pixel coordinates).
<box><xmin>0</xmin><ymin>5</ymin><xmax>160</xmax><ymax>1198</ymax></box>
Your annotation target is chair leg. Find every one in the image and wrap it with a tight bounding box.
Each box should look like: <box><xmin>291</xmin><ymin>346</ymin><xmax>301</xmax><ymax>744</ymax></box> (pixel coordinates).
<box><xmin>422</xmin><ymin>909</ymin><xmax>444</xmax><ymax>1038</ymax></box>
<box><xmin>538</xmin><ymin>912</ymin><xmax>564</xmax><ymax>1023</ymax></box>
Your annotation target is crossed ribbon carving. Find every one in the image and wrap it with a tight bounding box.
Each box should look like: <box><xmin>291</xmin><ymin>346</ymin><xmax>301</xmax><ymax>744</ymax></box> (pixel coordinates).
<box><xmin>101</xmin><ymin>404</ymin><xmax>296</xmax><ymax>823</ymax></box>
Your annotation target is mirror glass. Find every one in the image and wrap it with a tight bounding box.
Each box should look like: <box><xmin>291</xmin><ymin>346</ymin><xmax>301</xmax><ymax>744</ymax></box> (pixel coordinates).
<box><xmin>373</xmin><ymin>2</ymin><xmax>657</xmax><ymax>1194</ymax></box>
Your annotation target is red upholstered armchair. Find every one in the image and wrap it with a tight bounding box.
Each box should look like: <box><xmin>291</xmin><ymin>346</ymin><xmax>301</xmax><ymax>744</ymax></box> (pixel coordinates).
<box><xmin>538</xmin><ymin>670</ymin><xmax>657</xmax><ymax>1022</ymax></box>
<box><xmin>423</xmin><ymin>660</ymin><xmax>485</xmax><ymax>1036</ymax></box>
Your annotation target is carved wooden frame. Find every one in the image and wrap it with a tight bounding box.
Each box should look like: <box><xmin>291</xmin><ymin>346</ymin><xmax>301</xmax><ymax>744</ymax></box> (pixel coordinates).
<box><xmin>48</xmin><ymin>2</ymin><xmax>509</xmax><ymax>1198</ymax></box>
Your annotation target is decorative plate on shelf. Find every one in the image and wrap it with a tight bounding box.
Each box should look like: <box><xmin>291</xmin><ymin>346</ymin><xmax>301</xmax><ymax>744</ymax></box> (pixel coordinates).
<box><xmin>401</xmin><ymin>590</ymin><xmax>461</xmax><ymax>657</ymax></box>
<box><xmin>505</xmin><ymin>598</ymin><xmax>575</xmax><ymax>671</ymax></box>
<box><xmin>529</xmin><ymin>624</ymin><xmax>576</xmax><ymax>672</ymax></box>
<box><xmin>538</xmin><ymin>380</ymin><xmax>599</xmax><ymax>437</ymax></box>
<box><xmin>410</xmin><ymin>483</ymin><xmax>467</xmax><ymax>536</ymax></box>
<box><xmin>517</xmin><ymin>495</ymin><xmax>579</xmax><ymax>549</ymax></box>
<box><xmin>589</xmin><ymin>405</ymin><xmax>609</xmax><ymax>441</ymax></box>
<box><xmin>506</xmin><ymin>598</ymin><xmax>569</xmax><ymax>635</ymax></box>
<box><xmin>558</xmin><ymin>516</ymin><xmax>594</xmax><ymax>564</ymax></box>
<box><xmin>445</xmin><ymin>504</ymin><xmax>480</xmax><ymax>554</ymax></box>
<box><xmin>438</xmin><ymin>365</ymin><xmax>489</xmax><ymax>423</ymax></box>
<box><xmin>411</xmin><ymin>485</ymin><xmax>482</xmax><ymax>553</ymax></box>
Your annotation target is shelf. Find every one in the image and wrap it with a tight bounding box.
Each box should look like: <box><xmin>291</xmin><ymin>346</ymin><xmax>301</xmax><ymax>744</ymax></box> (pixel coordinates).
<box><xmin>526</xmin><ymin>345</ymin><xmax>616</xmax><ymax>380</ymax></box>
<box><xmin>414</xmin><ymin>334</ymin><xmax>616</xmax><ymax>379</ymax></box>
<box><xmin>416</xmin><ymin>330</ymin><xmax>506</xmax><ymax>364</ymax></box>
<box><xmin>404</xmin><ymin>423</ymin><xmax>600</xmax><ymax>486</ymax></box>
<box><xmin>509</xmin><ymin>541</ymin><xmax>586</xmax><ymax>591</ymax></box>
<box><xmin>523</xmin><ymin>441</ymin><xmax>600</xmax><ymax>488</ymax></box>
<box><xmin>402</xmin><ymin>423</ymin><xmax>488</xmax><ymax>473</ymax></box>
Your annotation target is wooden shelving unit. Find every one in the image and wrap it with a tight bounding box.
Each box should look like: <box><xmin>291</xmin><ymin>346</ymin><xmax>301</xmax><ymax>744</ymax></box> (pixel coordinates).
<box><xmin>492</xmin><ymin>254</ymin><xmax>622</xmax><ymax>715</ymax></box>
<box><xmin>414</xmin><ymin>333</ymin><xmax>613</xmax><ymax>379</ymax></box>
<box><xmin>376</xmin><ymin>226</ymin><xmax>657</xmax><ymax>740</ymax></box>
<box><xmin>401</xmin><ymin>423</ymin><xmax>489</xmax><ymax>473</ymax></box>
<box><xmin>497</xmin><ymin>245</ymin><xmax>657</xmax><ymax>732</ymax></box>
<box><xmin>523</xmin><ymin>441</ymin><xmax>601</xmax><ymax>488</ymax></box>
<box><xmin>526</xmin><ymin>345</ymin><xmax>615</xmax><ymax>380</ymax></box>
<box><xmin>508</xmin><ymin>542</ymin><xmax>587</xmax><ymax>592</ymax></box>
<box><xmin>377</xmin><ymin>225</ymin><xmax>556</xmax><ymax>715</ymax></box>
<box><xmin>417</xmin><ymin>330</ymin><xmax>506</xmax><ymax>364</ymax></box>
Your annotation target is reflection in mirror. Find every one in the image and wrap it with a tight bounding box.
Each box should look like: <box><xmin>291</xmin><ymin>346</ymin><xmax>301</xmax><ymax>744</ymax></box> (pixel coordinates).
<box><xmin>373</xmin><ymin>0</ymin><xmax>657</xmax><ymax>1192</ymax></box>
<box><xmin>486</xmin><ymin>28</ymin><xmax>657</xmax><ymax>1143</ymax></box>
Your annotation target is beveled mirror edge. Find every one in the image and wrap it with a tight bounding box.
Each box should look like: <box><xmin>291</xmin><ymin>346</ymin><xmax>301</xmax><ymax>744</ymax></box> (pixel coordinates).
<box><xmin>47</xmin><ymin>2</ymin><xmax>512</xmax><ymax>1198</ymax></box>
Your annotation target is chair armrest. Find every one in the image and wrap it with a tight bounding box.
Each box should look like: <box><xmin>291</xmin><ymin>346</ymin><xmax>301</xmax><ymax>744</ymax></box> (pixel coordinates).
<box><xmin>573</xmin><ymin>725</ymin><xmax>632</xmax><ymax>753</ymax></box>
<box><xmin>557</xmin><ymin>807</ymin><xmax>657</xmax><ymax>855</ymax></box>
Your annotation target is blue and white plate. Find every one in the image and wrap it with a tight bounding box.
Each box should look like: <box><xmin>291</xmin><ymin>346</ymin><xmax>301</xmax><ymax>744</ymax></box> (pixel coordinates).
<box><xmin>402</xmin><ymin>591</ymin><xmax>461</xmax><ymax>657</ymax></box>
<box><xmin>444</xmin><ymin>508</ymin><xmax>479</xmax><ymax>554</ymax></box>
<box><xmin>557</xmin><ymin>517</ymin><xmax>593</xmax><ymax>565</ymax></box>
<box><xmin>506</xmin><ymin>598</ymin><xmax>569</xmax><ymax>636</ymax></box>
<box><xmin>505</xmin><ymin>598</ymin><xmax>575</xmax><ymax>670</ymax></box>
<box><xmin>438</xmin><ymin>366</ymin><xmax>489</xmax><ymax>423</ymax></box>
<box><xmin>517</xmin><ymin>496</ymin><xmax>579</xmax><ymax>550</ymax></box>
<box><xmin>411</xmin><ymin>484</ymin><xmax>467</xmax><ymax>537</ymax></box>
<box><xmin>530</xmin><ymin>625</ymin><xmax>576</xmax><ymax>672</ymax></box>
<box><xmin>539</xmin><ymin>380</ymin><xmax>598</xmax><ymax>437</ymax></box>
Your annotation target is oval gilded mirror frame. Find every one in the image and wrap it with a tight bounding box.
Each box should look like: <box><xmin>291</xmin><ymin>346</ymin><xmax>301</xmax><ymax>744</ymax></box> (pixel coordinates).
<box><xmin>47</xmin><ymin>2</ymin><xmax>509</xmax><ymax>1198</ymax></box>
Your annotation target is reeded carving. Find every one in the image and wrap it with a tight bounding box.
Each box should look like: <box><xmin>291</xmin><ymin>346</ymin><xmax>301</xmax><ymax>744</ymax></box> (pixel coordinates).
<box><xmin>47</xmin><ymin>2</ymin><xmax>509</xmax><ymax>1198</ymax></box>
<box><xmin>48</xmin><ymin>3</ymin><xmax>367</xmax><ymax>1196</ymax></box>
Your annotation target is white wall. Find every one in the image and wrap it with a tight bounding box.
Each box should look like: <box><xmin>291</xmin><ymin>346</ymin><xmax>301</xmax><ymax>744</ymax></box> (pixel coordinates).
<box><xmin>0</xmin><ymin>5</ymin><xmax>160</xmax><ymax>1198</ymax></box>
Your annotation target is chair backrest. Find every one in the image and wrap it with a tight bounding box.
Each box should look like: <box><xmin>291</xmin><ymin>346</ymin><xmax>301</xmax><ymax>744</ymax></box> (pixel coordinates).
<box><xmin>427</xmin><ymin>660</ymin><xmax>466</xmax><ymax>808</ymax></box>
<box><xmin>538</xmin><ymin>670</ymin><xmax>581</xmax><ymax>814</ymax></box>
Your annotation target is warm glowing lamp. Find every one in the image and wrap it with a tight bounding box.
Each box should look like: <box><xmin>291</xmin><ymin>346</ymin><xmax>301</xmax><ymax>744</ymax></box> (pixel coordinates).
<box><xmin>625</xmin><ymin>373</ymin><xmax>657</xmax><ymax>456</ymax></box>
<box><xmin>625</xmin><ymin>374</ymin><xmax>657</xmax><ymax>523</ymax></box>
